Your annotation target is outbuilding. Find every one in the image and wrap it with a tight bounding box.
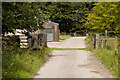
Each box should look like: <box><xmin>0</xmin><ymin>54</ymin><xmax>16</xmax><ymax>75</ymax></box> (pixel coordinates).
<box><xmin>35</xmin><ymin>21</ymin><xmax>59</xmax><ymax>42</ymax></box>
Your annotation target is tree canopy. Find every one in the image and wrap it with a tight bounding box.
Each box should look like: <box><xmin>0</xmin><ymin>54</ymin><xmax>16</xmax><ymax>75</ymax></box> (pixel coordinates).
<box><xmin>3</xmin><ymin>2</ymin><xmax>119</xmax><ymax>35</ymax></box>
<box><xmin>42</xmin><ymin>2</ymin><xmax>93</xmax><ymax>33</ymax></box>
<box><xmin>2</xmin><ymin>2</ymin><xmax>93</xmax><ymax>35</ymax></box>
<box><xmin>2</xmin><ymin>2</ymin><xmax>50</xmax><ymax>34</ymax></box>
<box><xmin>84</xmin><ymin>2</ymin><xmax>120</xmax><ymax>34</ymax></box>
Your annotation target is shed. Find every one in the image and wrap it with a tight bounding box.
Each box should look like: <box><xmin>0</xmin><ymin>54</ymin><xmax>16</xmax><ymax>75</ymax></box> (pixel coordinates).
<box><xmin>36</xmin><ymin>21</ymin><xmax>59</xmax><ymax>42</ymax></box>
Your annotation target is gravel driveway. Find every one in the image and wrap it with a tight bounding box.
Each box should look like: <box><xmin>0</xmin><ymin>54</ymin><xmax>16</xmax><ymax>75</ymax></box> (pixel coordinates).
<box><xmin>34</xmin><ymin>37</ymin><xmax>115</xmax><ymax>78</ymax></box>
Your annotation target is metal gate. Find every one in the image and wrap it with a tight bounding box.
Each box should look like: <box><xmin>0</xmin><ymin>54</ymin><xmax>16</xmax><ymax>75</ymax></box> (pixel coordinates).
<box><xmin>40</xmin><ymin>29</ymin><xmax>53</xmax><ymax>41</ymax></box>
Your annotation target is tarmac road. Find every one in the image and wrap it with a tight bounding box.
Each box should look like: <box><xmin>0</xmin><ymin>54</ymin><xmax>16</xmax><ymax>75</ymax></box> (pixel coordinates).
<box><xmin>34</xmin><ymin>37</ymin><xmax>114</xmax><ymax>78</ymax></box>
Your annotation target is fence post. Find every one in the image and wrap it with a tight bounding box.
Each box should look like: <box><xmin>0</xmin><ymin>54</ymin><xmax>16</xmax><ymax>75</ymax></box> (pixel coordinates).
<box><xmin>101</xmin><ymin>39</ymin><xmax>103</xmax><ymax>48</ymax></box>
<box><xmin>118</xmin><ymin>36</ymin><xmax>120</xmax><ymax>76</ymax></box>
<box><xmin>90</xmin><ymin>33</ymin><xmax>93</xmax><ymax>40</ymax></box>
<box><xmin>38</xmin><ymin>33</ymin><xmax>47</xmax><ymax>47</ymax></box>
<box><xmin>94</xmin><ymin>34</ymin><xmax>99</xmax><ymax>49</ymax></box>
<box><xmin>105</xmin><ymin>30</ymin><xmax>108</xmax><ymax>48</ymax></box>
<box><xmin>28</xmin><ymin>38</ymin><xmax>31</xmax><ymax>48</ymax></box>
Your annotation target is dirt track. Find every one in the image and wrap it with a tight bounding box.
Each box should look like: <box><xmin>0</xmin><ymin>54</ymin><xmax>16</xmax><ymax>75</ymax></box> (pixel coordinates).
<box><xmin>34</xmin><ymin>37</ymin><xmax>114</xmax><ymax>78</ymax></box>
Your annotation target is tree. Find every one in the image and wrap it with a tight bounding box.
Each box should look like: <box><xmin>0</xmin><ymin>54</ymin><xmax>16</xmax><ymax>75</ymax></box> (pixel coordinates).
<box><xmin>84</xmin><ymin>2</ymin><xmax>120</xmax><ymax>33</ymax></box>
<box><xmin>2</xmin><ymin>2</ymin><xmax>94</xmax><ymax>35</ymax></box>
<box><xmin>35</xmin><ymin>2</ymin><xmax>93</xmax><ymax>34</ymax></box>
<box><xmin>2</xmin><ymin>2</ymin><xmax>50</xmax><ymax>35</ymax></box>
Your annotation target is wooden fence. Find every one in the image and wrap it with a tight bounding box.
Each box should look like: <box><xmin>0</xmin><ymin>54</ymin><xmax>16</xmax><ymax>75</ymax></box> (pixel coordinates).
<box><xmin>88</xmin><ymin>32</ymin><xmax>120</xmax><ymax>51</ymax></box>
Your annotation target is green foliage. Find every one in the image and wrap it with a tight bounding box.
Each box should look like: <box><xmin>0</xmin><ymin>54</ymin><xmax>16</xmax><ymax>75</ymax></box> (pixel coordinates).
<box><xmin>2</xmin><ymin>2</ymin><xmax>93</xmax><ymax>34</ymax></box>
<box><xmin>86</xmin><ymin>36</ymin><xmax>118</xmax><ymax>77</ymax></box>
<box><xmin>51</xmin><ymin>48</ymin><xmax>88</xmax><ymax>50</ymax></box>
<box><xmin>59</xmin><ymin>35</ymin><xmax>72</xmax><ymax>40</ymax></box>
<box><xmin>2</xmin><ymin>37</ymin><xmax>52</xmax><ymax>78</ymax></box>
<box><xmin>84</xmin><ymin>2</ymin><xmax>120</xmax><ymax>33</ymax></box>
<box><xmin>2</xmin><ymin>36</ymin><xmax>20</xmax><ymax>54</ymax></box>
<box><xmin>85</xmin><ymin>36</ymin><xmax>94</xmax><ymax>50</ymax></box>
<box><xmin>2</xmin><ymin>2</ymin><xmax>50</xmax><ymax>34</ymax></box>
<box><xmin>2</xmin><ymin>48</ymin><xmax>52</xmax><ymax>78</ymax></box>
<box><xmin>46</xmin><ymin>2</ymin><xmax>93</xmax><ymax>33</ymax></box>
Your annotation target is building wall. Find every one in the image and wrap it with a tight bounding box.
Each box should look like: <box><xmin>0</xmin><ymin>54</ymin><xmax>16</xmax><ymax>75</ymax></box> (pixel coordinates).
<box><xmin>34</xmin><ymin>22</ymin><xmax>59</xmax><ymax>42</ymax></box>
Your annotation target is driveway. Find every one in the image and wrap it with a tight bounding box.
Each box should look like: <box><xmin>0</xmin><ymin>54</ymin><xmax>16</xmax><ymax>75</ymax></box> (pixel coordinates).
<box><xmin>47</xmin><ymin>37</ymin><xmax>86</xmax><ymax>48</ymax></box>
<box><xmin>34</xmin><ymin>37</ymin><xmax>114</xmax><ymax>78</ymax></box>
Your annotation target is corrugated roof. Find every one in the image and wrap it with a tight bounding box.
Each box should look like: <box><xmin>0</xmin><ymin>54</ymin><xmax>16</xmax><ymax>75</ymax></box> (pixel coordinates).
<box><xmin>48</xmin><ymin>21</ymin><xmax>59</xmax><ymax>26</ymax></box>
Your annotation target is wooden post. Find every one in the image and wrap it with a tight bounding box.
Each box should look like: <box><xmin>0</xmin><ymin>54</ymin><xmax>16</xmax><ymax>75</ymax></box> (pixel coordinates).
<box><xmin>101</xmin><ymin>39</ymin><xmax>103</xmax><ymax>48</ymax></box>
<box><xmin>94</xmin><ymin>34</ymin><xmax>99</xmax><ymax>49</ymax></box>
<box><xmin>54</xmin><ymin>25</ymin><xmax>58</xmax><ymax>41</ymax></box>
<box><xmin>28</xmin><ymin>38</ymin><xmax>31</xmax><ymax>48</ymax></box>
<box><xmin>38</xmin><ymin>33</ymin><xmax>47</xmax><ymax>47</ymax></box>
<box><xmin>114</xmin><ymin>36</ymin><xmax>117</xmax><ymax>52</ymax></box>
<box><xmin>89</xmin><ymin>33</ymin><xmax>92</xmax><ymax>40</ymax></box>
<box><xmin>105</xmin><ymin>30</ymin><xmax>108</xmax><ymax>48</ymax></box>
<box><xmin>118</xmin><ymin>36</ymin><xmax>120</xmax><ymax>77</ymax></box>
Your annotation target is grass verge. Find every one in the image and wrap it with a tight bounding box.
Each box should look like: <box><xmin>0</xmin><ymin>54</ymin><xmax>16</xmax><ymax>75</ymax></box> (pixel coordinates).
<box><xmin>51</xmin><ymin>48</ymin><xmax>88</xmax><ymax>50</ymax></box>
<box><xmin>94</xmin><ymin>48</ymin><xmax>118</xmax><ymax>77</ymax></box>
<box><xmin>2</xmin><ymin>48</ymin><xmax>52</xmax><ymax>78</ymax></box>
<box><xmin>86</xmin><ymin>36</ymin><xmax>118</xmax><ymax>77</ymax></box>
<box><xmin>59</xmin><ymin>35</ymin><xmax>72</xmax><ymax>40</ymax></box>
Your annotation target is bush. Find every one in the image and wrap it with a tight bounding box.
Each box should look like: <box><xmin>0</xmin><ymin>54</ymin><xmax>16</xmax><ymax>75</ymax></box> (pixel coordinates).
<box><xmin>2</xmin><ymin>36</ymin><xmax>20</xmax><ymax>54</ymax></box>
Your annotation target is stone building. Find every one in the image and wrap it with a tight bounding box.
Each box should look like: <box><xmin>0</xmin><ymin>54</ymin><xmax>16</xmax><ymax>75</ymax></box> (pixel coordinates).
<box><xmin>34</xmin><ymin>21</ymin><xmax>59</xmax><ymax>42</ymax></box>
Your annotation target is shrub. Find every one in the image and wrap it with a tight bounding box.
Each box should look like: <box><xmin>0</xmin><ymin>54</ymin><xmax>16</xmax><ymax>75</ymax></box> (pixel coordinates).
<box><xmin>2</xmin><ymin>36</ymin><xmax>20</xmax><ymax>54</ymax></box>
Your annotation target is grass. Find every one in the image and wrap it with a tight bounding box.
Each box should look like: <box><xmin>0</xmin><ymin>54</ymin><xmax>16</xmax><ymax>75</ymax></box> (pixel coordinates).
<box><xmin>2</xmin><ymin>37</ymin><xmax>53</xmax><ymax>78</ymax></box>
<box><xmin>51</xmin><ymin>48</ymin><xmax>88</xmax><ymax>50</ymax></box>
<box><xmin>0</xmin><ymin>55</ymin><xmax>1</xmax><ymax>80</ymax></box>
<box><xmin>86</xmin><ymin>36</ymin><xmax>118</xmax><ymax>77</ymax></box>
<box><xmin>94</xmin><ymin>48</ymin><xmax>118</xmax><ymax>77</ymax></box>
<box><xmin>59</xmin><ymin>35</ymin><xmax>72</xmax><ymax>40</ymax></box>
<box><xmin>85</xmin><ymin>36</ymin><xmax>94</xmax><ymax>51</ymax></box>
<box><xmin>2</xmin><ymin>48</ymin><xmax>52</xmax><ymax>78</ymax></box>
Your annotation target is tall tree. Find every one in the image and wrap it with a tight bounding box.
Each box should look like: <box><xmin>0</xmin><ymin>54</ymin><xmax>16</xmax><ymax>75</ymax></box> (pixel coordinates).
<box><xmin>84</xmin><ymin>2</ymin><xmax>120</xmax><ymax>33</ymax></box>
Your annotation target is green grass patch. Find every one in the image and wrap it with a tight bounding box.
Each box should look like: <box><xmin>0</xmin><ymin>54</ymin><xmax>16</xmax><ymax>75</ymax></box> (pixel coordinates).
<box><xmin>51</xmin><ymin>48</ymin><xmax>88</xmax><ymax>50</ymax></box>
<box><xmin>85</xmin><ymin>36</ymin><xmax>94</xmax><ymax>51</ymax></box>
<box><xmin>59</xmin><ymin>35</ymin><xmax>72</xmax><ymax>40</ymax></box>
<box><xmin>2</xmin><ymin>48</ymin><xmax>52</xmax><ymax>78</ymax></box>
<box><xmin>86</xmin><ymin>36</ymin><xmax>118</xmax><ymax>77</ymax></box>
<box><xmin>94</xmin><ymin>48</ymin><xmax>118</xmax><ymax>77</ymax></box>
<box><xmin>2</xmin><ymin>36</ymin><xmax>52</xmax><ymax>78</ymax></box>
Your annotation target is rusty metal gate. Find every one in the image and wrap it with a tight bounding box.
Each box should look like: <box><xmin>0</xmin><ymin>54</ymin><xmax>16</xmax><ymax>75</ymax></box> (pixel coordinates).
<box><xmin>40</xmin><ymin>29</ymin><xmax>53</xmax><ymax>41</ymax></box>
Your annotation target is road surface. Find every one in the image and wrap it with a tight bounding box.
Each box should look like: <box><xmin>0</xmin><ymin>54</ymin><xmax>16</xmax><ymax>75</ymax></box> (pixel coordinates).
<box><xmin>34</xmin><ymin>37</ymin><xmax>114</xmax><ymax>78</ymax></box>
<box><xmin>47</xmin><ymin>37</ymin><xmax>86</xmax><ymax>48</ymax></box>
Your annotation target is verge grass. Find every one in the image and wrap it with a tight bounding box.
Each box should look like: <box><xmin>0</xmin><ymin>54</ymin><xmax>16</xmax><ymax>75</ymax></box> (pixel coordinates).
<box><xmin>94</xmin><ymin>48</ymin><xmax>118</xmax><ymax>77</ymax></box>
<box><xmin>86</xmin><ymin>36</ymin><xmax>118</xmax><ymax>77</ymax></box>
<box><xmin>2</xmin><ymin>37</ymin><xmax>52</xmax><ymax>78</ymax></box>
<box><xmin>59</xmin><ymin>35</ymin><xmax>72</xmax><ymax>40</ymax></box>
<box><xmin>51</xmin><ymin>48</ymin><xmax>88</xmax><ymax>50</ymax></box>
<box><xmin>2</xmin><ymin>48</ymin><xmax>52</xmax><ymax>78</ymax></box>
